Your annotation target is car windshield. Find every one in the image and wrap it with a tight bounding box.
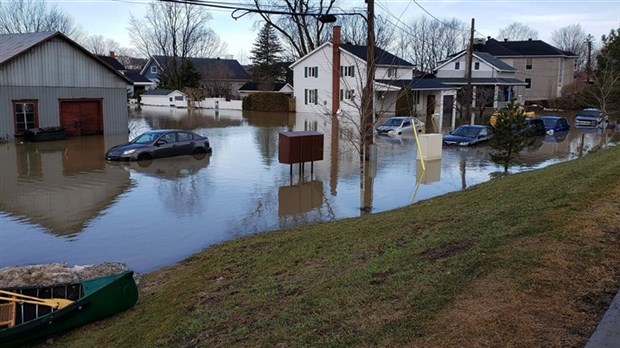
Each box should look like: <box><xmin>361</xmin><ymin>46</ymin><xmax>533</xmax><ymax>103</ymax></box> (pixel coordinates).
<box><xmin>452</xmin><ymin>126</ymin><xmax>481</xmax><ymax>138</ymax></box>
<box><xmin>131</xmin><ymin>132</ymin><xmax>159</xmax><ymax>144</ymax></box>
<box><xmin>382</xmin><ymin>118</ymin><xmax>405</xmax><ymax>127</ymax></box>
<box><xmin>579</xmin><ymin>110</ymin><xmax>600</xmax><ymax>117</ymax></box>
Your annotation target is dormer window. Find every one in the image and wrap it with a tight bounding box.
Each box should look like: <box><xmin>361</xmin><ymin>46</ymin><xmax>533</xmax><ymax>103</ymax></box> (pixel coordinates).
<box><xmin>151</xmin><ymin>66</ymin><xmax>157</xmax><ymax>74</ymax></box>
<box><xmin>455</xmin><ymin>62</ymin><xmax>460</xmax><ymax>70</ymax></box>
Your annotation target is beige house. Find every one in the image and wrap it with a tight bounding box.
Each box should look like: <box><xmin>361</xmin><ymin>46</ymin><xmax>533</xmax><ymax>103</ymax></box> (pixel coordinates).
<box><xmin>474</xmin><ymin>38</ymin><xmax>577</xmax><ymax>101</ymax></box>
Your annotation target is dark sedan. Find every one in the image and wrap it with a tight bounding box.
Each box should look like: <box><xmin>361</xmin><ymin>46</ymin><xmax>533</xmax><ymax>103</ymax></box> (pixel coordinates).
<box><xmin>105</xmin><ymin>129</ymin><xmax>212</xmax><ymax>161</ymax></box>
<box><xmin>540</xmin><ymin>116</ymin><xmax>570</xmax><ymax>134</ymax></box>
<box><xmin>443</xmin><ymin>125</ymin><xmax>492</xmax><ymax>146</ymax></box>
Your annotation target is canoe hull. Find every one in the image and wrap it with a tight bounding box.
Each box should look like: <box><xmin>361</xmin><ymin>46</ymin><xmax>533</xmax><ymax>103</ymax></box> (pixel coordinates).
<box><xmin>0</xmin><ymin>271</ymin><xmax>138</xmax><ymax>347</ymax></box>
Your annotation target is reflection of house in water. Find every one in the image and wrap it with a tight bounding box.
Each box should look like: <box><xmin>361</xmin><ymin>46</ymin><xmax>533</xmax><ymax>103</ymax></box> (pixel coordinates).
<box><xmin>0</xmin><ymin>136</ymin><xmax>131</xmax><ymax>236</ymax></box>
<box><xmin>278</xmin><ymin>181</ymin><xmax>324</xmax><ymax>217</ymax></box>
<box><xmin>129</xmin><ymin>106</ymin><xmax>245</xmax><ymax>131</ymax></box>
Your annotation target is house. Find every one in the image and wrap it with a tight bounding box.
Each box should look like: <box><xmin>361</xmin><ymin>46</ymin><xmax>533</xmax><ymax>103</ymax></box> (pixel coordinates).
<box><xmin>434</xmin><ymin>50</ymin><xmax>527</xmax><ymax>110</ymax></box>
<box><xmin>140</xmin><ymin>89</ymin><xmax>188</xmax><ymax>108</ymax></box>
<box><xmin>140</xmin><ymin>55</ymin><xmax>252</xmax><ymax>99</ymax></box>
<box><xmin>0</xmin><ymin>31</ymin><xmax>132</xmax><ymax>141</ymax></box>
<box><xmin>96</xmin><ymin>53</ymin><xmax>152</xmax><ymax>97</ymax></box>
<box><xmin>289</xmin><ymin>26</ymin><xmax>458</xmax><ymax>130</ymax></box>
<box><xmin>473</xmin><ymin>38</ymin><xmax>578</xmax><ymax>101</ymax></box>
<box><xmin>238</xmin><ymin>82</ymin><xmax>294</xmax><ymax>99</ymax></box>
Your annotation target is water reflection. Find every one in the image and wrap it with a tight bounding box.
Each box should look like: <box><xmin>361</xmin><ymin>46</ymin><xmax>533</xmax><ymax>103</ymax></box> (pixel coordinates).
<box><xmin>0</xmin><ymin>108</ymin><xmax>616</xmax><ymax>273</ymax></box>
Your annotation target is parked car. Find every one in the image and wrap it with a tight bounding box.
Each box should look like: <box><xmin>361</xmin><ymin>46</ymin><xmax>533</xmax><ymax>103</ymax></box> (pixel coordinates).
<box><xmin>376</xmin><ymin>116</ymin><xmax>424</xmax><ymax>136</ymax></box>
<box><xmin>540</xmin><ymin>116</ymin><xmax>570</xmax><ymax>134</ymax></box>
<box><xmin>105</xmin><ymin>129</ymin><xmax>212</xmax><ymax>161</ymax></box>
<box><xmin>574</xmin><ymin>108</ymin><xmax>607</xmax><ymax>127</ymax></box>
<box><xmin>443</xmin><ymin>125</ymin><xmax>492</xmax><ymax>146</ymax></box>
<box><xmin>525</xmin><ymin>117</ymin><xmax>546</xmax><ymax>136</ymax></box>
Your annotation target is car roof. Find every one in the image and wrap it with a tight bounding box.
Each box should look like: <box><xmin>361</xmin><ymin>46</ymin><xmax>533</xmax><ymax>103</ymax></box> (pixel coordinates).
<box><xmin>457</xmin><ymin>125</ymin><xmax>487</xmax><ymax>128</ymax></box>
<box><xmin>539</xmin><ymin>116</ymin><xmax>563</xmax><ymax>120</ymax></box>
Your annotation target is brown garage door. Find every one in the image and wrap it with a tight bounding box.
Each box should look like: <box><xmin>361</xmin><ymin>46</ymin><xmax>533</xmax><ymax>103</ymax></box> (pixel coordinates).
<box><xmin>60</xmin><ymin>99</ymin><xmax>103</xmax><ymax>136</ymax></box>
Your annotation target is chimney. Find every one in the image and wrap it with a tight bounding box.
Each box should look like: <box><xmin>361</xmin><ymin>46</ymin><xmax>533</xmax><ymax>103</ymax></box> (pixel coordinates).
<box><xmin>109</xmin><ymin>51</ymin><xmax>115</xmax><ymax>58</ymax></box>
<box><xmin>504</xmin><ymin>38</ymin><xmax>508</xmax><ymax>42</ymax></box>
<box><xmin>332</xmin><ymin>26</ymin><xmax>341</xmax><ymax>116</ymax></box>
<box><xmin>528</xmin><ymin>38</ymin><xmax>532</xmax><ymax>41</ymax></box>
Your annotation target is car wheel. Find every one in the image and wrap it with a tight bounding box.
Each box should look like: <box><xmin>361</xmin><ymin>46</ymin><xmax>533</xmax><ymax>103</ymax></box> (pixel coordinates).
<box><xmin>137</xmin><ymin>153</ymin><xmax>152</xmax><ymax>161</ymax></box>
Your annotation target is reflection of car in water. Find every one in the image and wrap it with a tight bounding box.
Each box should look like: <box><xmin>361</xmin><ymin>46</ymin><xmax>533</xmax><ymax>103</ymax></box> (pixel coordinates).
<box><xmin>544</xmin><ymin>130</ymin><xmax>569</xmax><ymax>143</ymax></box>
<box><xmin>107</xmin><ymin>153</ymin><xmax>210</xmax><ymax>180</ymax></box>
<box><xmin>443</xmin><ymin>125</ymin><xmax>492</xmax><ymax>146</ymax></box>
<box><xmin>524</xmin><ymin>117</ymin><xmax>546</xmax><ymax>136</ymax></box>
<box><xmin>376</xmin><ymin>116</ymin><xmax>424</xmax><ymax>136</ymax></box>
<box><xmin>105</xmin><ymin>129</ymin><xmax>212</xmax><ymax>161</ymax></box>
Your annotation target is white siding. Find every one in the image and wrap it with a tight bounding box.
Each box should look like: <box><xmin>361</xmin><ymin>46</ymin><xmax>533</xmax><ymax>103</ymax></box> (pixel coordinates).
<box><xmin>293</xmin><ymin>45</ymin><xmax>335</xmax><ymax>114</ymax></box>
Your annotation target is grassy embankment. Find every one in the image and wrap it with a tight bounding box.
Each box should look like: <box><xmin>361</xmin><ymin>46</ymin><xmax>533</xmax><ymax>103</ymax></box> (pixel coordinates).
<box><xmin>51</xmin><ymin>145</ymin><xmax>620</xmax><ymax>347</ymax></box>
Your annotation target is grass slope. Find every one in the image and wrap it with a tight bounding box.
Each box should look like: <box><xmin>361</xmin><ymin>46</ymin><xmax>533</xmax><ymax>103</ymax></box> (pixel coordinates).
<box><xmin>50</xmin><ymin>146</ymin><xmax>620</xmax><ymax>347</ymax></box>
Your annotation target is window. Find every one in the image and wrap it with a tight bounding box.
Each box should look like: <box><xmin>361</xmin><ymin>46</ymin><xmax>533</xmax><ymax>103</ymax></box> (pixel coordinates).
<box><xmin>304</xmin><ymin>66</ymin><xmax>318</xmax><ymax>78</ymax></box>
<box><xmin>161</xmin><ymin>132</ymin><xmax>177</xmax><ymax>143</ymax></box>
<box><xmin>455</xmin><ymin>62</ymin><xmax>460</xmax><ymax>70</ymax></box>
<box><xmin>174</xmin><ymin>96</ymin><xmax>184</xmax><ymax>101</ymax></box>
<box><xmin>304</xmin><ymin>120</ymin><xmax>318</xmax><ymax>131</ymax></box>
<box><xmin>13</xmin><ymin>100</ymin><xmax>38</xmax><ymax>135</ymax></box>
<box><xmin>387</xmin><ymin>67</ymin><xmax>397</xmax><ymax>78</ymax></box>
<box><xmin>474</xmin><ymin>62</ymin><xmax>480</xmax><ymax>70</ymax></box>
<box><xmin>525</xmin><ymin>78</ymin><xmax>532</xmax><ymax>89</ymax></box>
<box><xmin>304</xmin><ymin>89</ymin><xmax>318</xmax><ymax>104</ymax></box>
<box><xmin>151</xmin><ymin>66</ymin><xmax>157</xmax><ymax>73</ymax></box>
<box><xmin>178</xmin><ymin>132</ymin><xmax>192</xmax><ymax>141</ymax></box>
<box><xmin>169</xmin><ymin>97</ymin><xmax>173</xmax><ymax>102</ymax></box>
<box><xmin>340</xmin><ymin>89</ymin><xmax>355</xmax><ymax>100</ymax></box>
<box><xmin>526</xmin><ymin>58</ymin><xmax>532</xmax><ymax>70</ymax></box>
<box><xmin>340</xmin><ymin>66</ymin><xmax>355</xmax><ymax>77</ymax></box>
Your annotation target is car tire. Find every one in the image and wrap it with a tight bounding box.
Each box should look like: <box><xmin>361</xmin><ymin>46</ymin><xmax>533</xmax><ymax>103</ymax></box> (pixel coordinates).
<box><xmin>137</xmin><ymin>153</ymin><xmax>152</xmax><ymax>161</ymax></box>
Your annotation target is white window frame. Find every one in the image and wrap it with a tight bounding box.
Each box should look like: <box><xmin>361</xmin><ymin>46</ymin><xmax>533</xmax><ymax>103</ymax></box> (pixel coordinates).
<box><xmin>387</xmin><ymin>67</ymin><xmax>397</xmax><ymax>78</ymax></box>
<box><xmin>304</xmin><ymin>66</ymin><xmax>319</xmax><ymax>78</ymax></box>
<box><xmin>151</xmin><ymin>66</ymin><xmax>157</xmax><ymax>74</ymax></box>
<box><xmin>304</xmin><ymin>89</ymin><xmax>318</xmax><ymax>105</ymax></box>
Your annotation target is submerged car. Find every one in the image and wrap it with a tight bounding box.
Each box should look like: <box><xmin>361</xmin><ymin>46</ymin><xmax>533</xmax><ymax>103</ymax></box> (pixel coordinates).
<box><xmin>525</xmin><ymin>117</ymin><xmax>546</xmax><ymax>136</ymax></box>
<box><xmin>376</xmin><ymin>116</ymin><xmax>424</xmax><ymax>136</ymax></box>
<box><xmin>443</xmin><ymin>125</ymin><xmax>492</xmax><ymax>146</ymax></box>
<box><xmin>574</xmin><ymin>108</ymin><xmax>607</xmax><ymax>127</ymax></box>
<box><xmin>105</xmin><ymin>129</ymin><xmax>212</xmax><ymax>161</ymax></box>
<box><xmin>540</xmin><ymin>116</ymin><xmax>570</xmax><ymax>134</ymax></box>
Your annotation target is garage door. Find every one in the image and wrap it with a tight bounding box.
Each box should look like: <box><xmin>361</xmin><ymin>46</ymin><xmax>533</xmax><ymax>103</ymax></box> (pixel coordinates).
<box><xmin>60</xmin><ymin>99</ymin><xmax>103</xmax><ymax>136</ymax></box>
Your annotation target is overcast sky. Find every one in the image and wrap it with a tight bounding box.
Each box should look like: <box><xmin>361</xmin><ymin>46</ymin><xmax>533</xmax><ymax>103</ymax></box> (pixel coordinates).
<box><xmin>55</xmin><ymin>0</ymin><xmax>620</xmax><ymax>62</ymax></box>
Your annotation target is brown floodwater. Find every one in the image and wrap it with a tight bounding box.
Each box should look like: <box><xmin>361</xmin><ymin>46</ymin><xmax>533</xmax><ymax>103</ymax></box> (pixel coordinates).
<box><xmin>0</xmin><ymin>106</ymin><xmax>616</xmax><ymax>273</ymax></box>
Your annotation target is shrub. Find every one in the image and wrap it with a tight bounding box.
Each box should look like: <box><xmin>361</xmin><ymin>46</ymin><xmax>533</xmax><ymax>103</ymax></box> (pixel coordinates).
<box><xmin>242</xmin><ymin>93</ymin><xmax>290</xmax><ymax>112</ymax></box>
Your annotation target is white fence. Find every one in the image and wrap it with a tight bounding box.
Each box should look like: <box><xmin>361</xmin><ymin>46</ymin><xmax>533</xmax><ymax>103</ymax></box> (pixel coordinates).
<box><xmin>195</xmin><ymin>98</ymin><xmax>243</xmax><ymax>110</ymax></box>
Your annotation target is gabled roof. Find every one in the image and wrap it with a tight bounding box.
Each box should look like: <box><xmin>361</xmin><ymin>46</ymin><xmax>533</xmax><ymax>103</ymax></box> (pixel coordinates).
<box><xmin>0</xmin><ymin>31</ymin><xmax>132</xmax><ymax>83</ymax></box>
<box><xmin>476</xmin><ymin>38</ymin><xmax>578</xmax><ymax>57</ymax></box>
<box><xmin>288</xmin><ymin>41</ymin><xmax>414</xmax><ymax>69</ymax></box>
<box><xmin>125</xmin><ymin>71</ymin><xmax>153</xmax><ymax>84</ymax></box>
<box><xmin>142</xmin><ymin>89</ymin><xmax>186</xmax><ymax>96</ymax></box>
<box><xmin>150</xmin><ymin>55</ymin><xmax>252</xmax><ymax>81</ymax></box>
<box><xmin>239</xmin><ymin>82</ymin><xmax>291</xmax><ymax>92</ymax></box>
<box><xmin>376</xmin><ymin>78</ymin><xmax>457</xmax><ymax>90</ymax></box>
<box><xmin>435</xmin><ymin>50</ymin><xmax>516</xmax><ymax>72</ymax></box>
<box><xmin>96</xmin><ymin>55</ymin><xmax>126</xmax><ymax>71</ymax></box>
<box><xmin>340</xmin><ymin>43</ymin><xmax>414</xmax><ymax>67</ymax></box>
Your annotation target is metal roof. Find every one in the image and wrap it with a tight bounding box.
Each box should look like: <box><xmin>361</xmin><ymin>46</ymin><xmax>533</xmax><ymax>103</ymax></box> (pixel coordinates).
<box><xmin>435</xmin><ymin>77</ymin><xmax>527</xmax><ymax>86</ymax></box>
<box><xmin>340</xmin><ymin>44</ymin><xmax>414</xmax><ymax>67</ymax></box>
<box><xmin>0</xmin><ymin>32</ymin><xmax>57</xmax><ymax>65</ymax></box>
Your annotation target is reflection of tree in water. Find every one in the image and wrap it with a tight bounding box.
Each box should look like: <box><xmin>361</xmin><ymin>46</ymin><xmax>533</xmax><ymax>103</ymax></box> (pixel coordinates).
<box><xmin>254</xmin><ymin>127</ymin><xmax>279</xmax><ymax>166</ymax></box>
<box><xmin>156</xmin><ymin>174</ymin><xmax>206</xmax><ymax>217</ymax></box>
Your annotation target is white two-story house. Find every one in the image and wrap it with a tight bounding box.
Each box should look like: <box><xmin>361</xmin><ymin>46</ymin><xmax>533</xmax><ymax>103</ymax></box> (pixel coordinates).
<box><xmin>290</xmin><ymin>26</ymin><xmax>458</xmax><ymax>131</ymax></box>
<box><xmin>434</xmin><ymin>50</ymin><xmax>527</xmax><ymax>111</ymax></box>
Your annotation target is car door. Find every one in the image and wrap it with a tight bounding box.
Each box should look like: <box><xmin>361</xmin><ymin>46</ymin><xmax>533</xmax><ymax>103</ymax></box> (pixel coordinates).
<box><xmin>176</xmin><ymin>132</ymin><xmax>195</xmax><ymax>155</ymax></box>
<box><xmin>153</xmin><ymin>132</ymin><xmax>177</xmax><ymax>158</ymax></box>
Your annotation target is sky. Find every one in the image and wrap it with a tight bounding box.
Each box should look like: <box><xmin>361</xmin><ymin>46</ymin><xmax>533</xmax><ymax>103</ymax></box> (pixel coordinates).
<box><xmin>51</xmin><ymin>0</ymin><xmax>620</xmax><ymax>64</ymax></box>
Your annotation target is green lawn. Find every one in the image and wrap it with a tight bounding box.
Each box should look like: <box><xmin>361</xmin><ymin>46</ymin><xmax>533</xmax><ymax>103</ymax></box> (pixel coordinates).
<box><xmin>49</xmin><ymin>145</ymin><xmax>620</xmax><ymax>347</ymax></box>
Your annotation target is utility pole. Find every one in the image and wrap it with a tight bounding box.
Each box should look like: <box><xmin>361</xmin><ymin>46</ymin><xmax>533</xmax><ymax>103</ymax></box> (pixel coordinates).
<box><xmin>465</xmin><ymin>18</ymin><xmax>474</xmax><ymax>124</ymax></box>
<box><xmin>361</xmin><ymin>0</ymin><xmax>375</xmax><ymax>161</ymax></box>
<box><xmin>586</xmin><ymin>34</ymin><xmax>594</xmax><ymax>83</ymax></box>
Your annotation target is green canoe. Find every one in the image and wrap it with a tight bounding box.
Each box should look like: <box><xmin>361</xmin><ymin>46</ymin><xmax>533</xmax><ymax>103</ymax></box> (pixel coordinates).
<box><xmin>0</xmin><ymin>270</ymin><xmax>138</xmax><ymax>347</ymax></box>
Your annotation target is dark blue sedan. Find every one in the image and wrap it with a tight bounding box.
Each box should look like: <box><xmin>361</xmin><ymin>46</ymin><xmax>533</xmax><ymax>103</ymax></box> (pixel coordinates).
<box><xmin>540</xmin><ymin>116</ymin><xmax>570</xmax><ymax>134</ymax></box>
<box><xmin>443</xmin><ymin>125</ymin><xmax>492</xmax><ymax>146</ymax></box>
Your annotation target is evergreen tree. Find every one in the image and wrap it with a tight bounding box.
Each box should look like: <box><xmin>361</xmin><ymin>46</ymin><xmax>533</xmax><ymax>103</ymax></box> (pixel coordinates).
<box><xmin>158</xmin><ymin>58</ymin><xmax>201</xmax><ymax>90</ymax></box>
<box><xmin>488</xmin><ymin>102</ymin><xmax>530</xmax><ymax>173</ymax></box>
<box><xmin>250</xmin><ymin>23</ymin><xmax>285</xmax><ymax>87</ymax></box>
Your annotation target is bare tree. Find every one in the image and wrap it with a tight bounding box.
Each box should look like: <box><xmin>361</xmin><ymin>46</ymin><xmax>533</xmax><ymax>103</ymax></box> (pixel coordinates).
<box><xmin>81</xmin><ymin>35</ymin><xmax>123</xmax><ymax>55</ymax></box>
<box><xmin>249</xmin><ymin>0</ymin><xmax>337</xmax><ymax>59</ymax></box>
<box><xmin>585</xmin><ymin>52</ymin><xmax>620</xmax><ymax>116</ymax></box>
<box><xmin>497</xmin><ymin>22</ymin><xmax>538</xmax><ymax>41</ymax></box>
<box><xmin>0</xmin><ymin>0</ymin><xmax>83</xmax><ymax>39</ymax></box>
<box><xmin>128</xmin><ymin>1</ymin><xmax>227</xmax><ymax>59</ymax></box>
<box><xmin>337</xmin><ymin>13</ymin><xmax>394</xmax><ymax>51</ymax></box>
<box><xmin>551</xmin><ymin>24</ymin><xmax>588</xmax><ymax>70</ymax></box>
<box><xmin>393</xmin><ymin>16</ymin><xmax>468</xmax><ymax>73</ymax></box>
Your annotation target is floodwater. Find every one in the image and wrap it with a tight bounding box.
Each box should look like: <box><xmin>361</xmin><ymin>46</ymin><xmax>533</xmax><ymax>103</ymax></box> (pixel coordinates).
<box><xmin>0</xmin><ymin>107</ymin><xmax>616</xmax><ymax>273</ymax></box>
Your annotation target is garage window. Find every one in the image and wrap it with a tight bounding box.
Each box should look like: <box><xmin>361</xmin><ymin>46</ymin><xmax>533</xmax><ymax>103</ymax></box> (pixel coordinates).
<box><xmin>13</xmin><ymin>100</ymin><xmax>39</xmax><ymax>135</ymax></box>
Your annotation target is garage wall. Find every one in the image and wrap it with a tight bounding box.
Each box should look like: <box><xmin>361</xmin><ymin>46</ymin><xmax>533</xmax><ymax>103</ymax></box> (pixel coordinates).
<box><xmin>0</xmin><ymin>86</ymin><xmax>128</xmax><ymax>139</ymax></box>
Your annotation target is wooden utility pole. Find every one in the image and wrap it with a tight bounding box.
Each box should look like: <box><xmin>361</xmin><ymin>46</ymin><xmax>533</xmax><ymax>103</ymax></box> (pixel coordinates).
<box><xmin>465</xmin><ymin>18</ymin><xmax>474</xmax><ymax>124</ymax></box>
<box><xmin>361</xmin><ymin>0</ymin><xmax>375</xmax><ymax>161</ymax></box>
